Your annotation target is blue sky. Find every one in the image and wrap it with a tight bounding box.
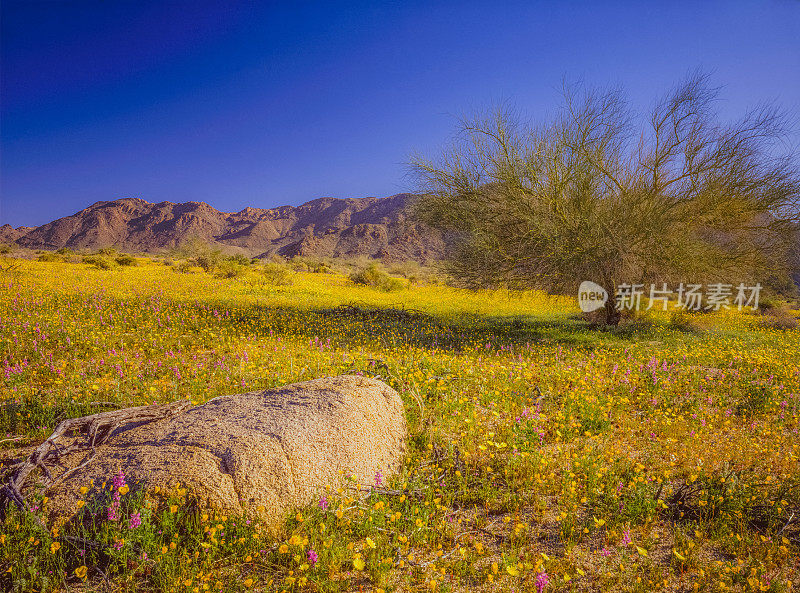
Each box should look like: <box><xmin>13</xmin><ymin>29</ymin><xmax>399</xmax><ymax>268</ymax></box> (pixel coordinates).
<box><xmin>1</xmin><ymin>1</ymin><xmax>798</xmax><ymax>227</ymax></box>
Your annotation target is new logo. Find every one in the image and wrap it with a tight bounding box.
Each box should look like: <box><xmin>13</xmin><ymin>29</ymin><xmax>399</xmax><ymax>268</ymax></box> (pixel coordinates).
<box><xmin>578</xmin><ymin>281</ymin><xmax>608</xmax><ymax>312</ymax></box>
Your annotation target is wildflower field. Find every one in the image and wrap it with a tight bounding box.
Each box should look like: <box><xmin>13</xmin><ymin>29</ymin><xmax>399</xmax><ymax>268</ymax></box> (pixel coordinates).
<box><xmin>1</xmin><ymin>258</ymin><xmax>798</xmax><ymax>592</ymax></box>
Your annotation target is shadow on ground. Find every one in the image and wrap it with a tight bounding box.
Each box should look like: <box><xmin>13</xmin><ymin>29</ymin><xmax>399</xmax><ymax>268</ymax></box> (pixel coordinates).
<box><xmin>225</xmin><ymin>302</ymin><xmax>678</xmax><ymax>354</ymax></box>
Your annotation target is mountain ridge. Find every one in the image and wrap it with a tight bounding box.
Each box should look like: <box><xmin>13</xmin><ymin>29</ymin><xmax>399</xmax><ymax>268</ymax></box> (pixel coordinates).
<box><xmin>2</xmin><ymin>194</ymin><xmax>449</xmax><ymax>262</ymax></box>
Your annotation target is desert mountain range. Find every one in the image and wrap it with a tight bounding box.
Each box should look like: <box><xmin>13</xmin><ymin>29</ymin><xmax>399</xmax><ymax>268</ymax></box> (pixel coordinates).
<box><xmin>0</xmin><ymin>194</ymin><xmax>449</xmax><ymax>262</ymax></box>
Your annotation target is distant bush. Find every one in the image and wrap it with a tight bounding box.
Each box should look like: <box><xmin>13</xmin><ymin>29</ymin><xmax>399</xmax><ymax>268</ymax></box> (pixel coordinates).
<box><xmin>350</xmin><ymin>263</ymin><xmax>405</xmax><ymax>292</ymax></box>
<box><xmin>56</xmin><ymin>247</ymin><xmax>74</xmax><ymax>255</ymax></box>
<box><xmin>214</xmin><ymin>261</ymin><xmax>246</xmax><ymax>279</ymax></box>
<box><xmin>37</xmin><ymin>253</ymin><xmax>61</xmax><ymax>262</ymax></box>
<box><xmin>83</xmin><ymin>255</ymin><xmax>114</xmax><ymax>270</ymax></box>
<box><xmin>386</xmin><ymin>261</ymin><xmax>441</xmax><ymax>285</ymax></box>
<box><xmin>96</xmin><ymin>247</ymin><xmax>118</xmax><ymax>257</ymax></box>
<box><xmin>115</xmin><ymin>255</ymin><xmax>138</xmax><ymax>267</ymax></box>
<box><xmin>227</xmin><ymin>253</ymin><xmax>251</xmax><ymax>266</ymax></box>
<box><xmin>174</xmin><ymin>261</ymin><xmax>194</xmax><ymax>274</ymax></box>
<box><xmin>261</xmin><ymin>263</ymin><xmax>293</xmax><ymax>286</ymax></box>
<box><xmin>0</xmin><ymin>243</ymin><xmax>13</xmax><ymax>254</ymax></box>
<box><xmin>195</xmin><ymin>251</ymin><xmax>221</xmax><ymax>273</ymax></box>
<box><xmin>290</xmin><ymin>257</ymin><xmax>330</xmax><ymax>273</ymax></box>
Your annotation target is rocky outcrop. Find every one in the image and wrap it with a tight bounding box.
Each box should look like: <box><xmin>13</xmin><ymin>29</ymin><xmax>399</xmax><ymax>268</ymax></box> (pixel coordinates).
<box><xmin>0</xmin><ymin>224</ymin><xmax>33</xmax><ymax>244</ymax></box>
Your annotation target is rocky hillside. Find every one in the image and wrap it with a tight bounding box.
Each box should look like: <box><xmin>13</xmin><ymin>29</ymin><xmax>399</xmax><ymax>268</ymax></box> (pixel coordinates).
<box><xmin>0</xmin><ymin>224</ymin><xmax>34</xmax><ymax>244</ymax></box>
<box><xmin>6</xmin><ymin>195</ymin><xmax>449</xmax><ymax>262</ymax></box>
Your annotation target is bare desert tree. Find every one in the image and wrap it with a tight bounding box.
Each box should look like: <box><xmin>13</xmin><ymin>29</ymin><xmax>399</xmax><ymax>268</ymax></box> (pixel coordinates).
<box><xmin>411</xmin><ymin>73</ymin><xmax>800</xmax><ymax>324</ymax></box>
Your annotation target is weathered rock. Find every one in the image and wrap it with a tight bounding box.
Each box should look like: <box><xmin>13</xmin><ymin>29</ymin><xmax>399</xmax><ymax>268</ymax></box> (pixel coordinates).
<box><xmin>48</xmin><ymin>375</ymin><xmax>406</xmax><ymax>530</ymax></box>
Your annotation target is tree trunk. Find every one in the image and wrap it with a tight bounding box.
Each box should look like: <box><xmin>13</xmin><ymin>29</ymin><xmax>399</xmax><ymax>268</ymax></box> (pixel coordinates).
<box><xmin>604</xmin><ymin>296</ymin><xmax>621</xmax><ymax>326</ymax></box>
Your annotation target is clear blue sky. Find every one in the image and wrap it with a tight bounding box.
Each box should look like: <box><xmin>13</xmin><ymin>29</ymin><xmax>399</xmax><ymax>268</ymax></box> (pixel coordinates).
<box><xmin>1</xmin><ymin>1</ymin><xmax>798</xmax><ymax>227</ymax></box>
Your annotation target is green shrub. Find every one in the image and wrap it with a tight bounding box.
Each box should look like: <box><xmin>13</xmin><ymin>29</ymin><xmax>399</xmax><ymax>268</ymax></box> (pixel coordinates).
<box><xmin>115</xmin><ymin>255</ymin><xmax>138</xmax><ymax>266</ymax></box>
<box><xmin>195</xmin><ymin>250</ymin><xmax>222</xmax><ymax>273</ymax></box>
<box><xmin>37</xmin><ymin>253</ymin><xmax>61</xmax><ymax>262</ymax></box>
<box><xmin>290</xmin><ymin>257</ymin><xmax>330</xmax><ymax>273</ymax></box>
<box><xmin>350</xmin><ymin>263</ymin><xmax>405</xmax><ymax>292</ymax></box>
<box><xmin>0</xmin><ymin>243</ymin><xmax>13</xmax><ymax>254</ymax></box>
<box><xmin>262</xmin><ymin>262</ymin><xmax>294</xmax><ymax>286</ymax></box>
<box><xmin>55</xmin><ymin>247</ymin><xmax>73</xmax><ymax>255</ymax></box>
<box><xmin>82</xmin><ymin>255</ymin><xmax>114</xmax><ymax>270</ymax></box>
<box><xmin>214</xmin><ymin>261</ymin><xmax>245</xmax><ymax>279</ymax></box>
<box><xmin>227</xmin><ymin>253</ymin><xmax>251</xmax><ymax>266</ymax></box>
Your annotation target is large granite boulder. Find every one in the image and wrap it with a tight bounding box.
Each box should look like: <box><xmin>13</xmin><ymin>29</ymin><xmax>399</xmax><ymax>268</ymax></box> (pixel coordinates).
<box><xmin>48</xmin><ymin>375</ymin><xmax>406</xmax><ymax>530</ymax></box>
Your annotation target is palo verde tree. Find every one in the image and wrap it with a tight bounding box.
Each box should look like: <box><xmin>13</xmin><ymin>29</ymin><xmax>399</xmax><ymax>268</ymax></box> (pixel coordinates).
<box><xmin>411</xmin><ymin>73</ymin><xmax>800</xmax><ymax>324</ymax></box>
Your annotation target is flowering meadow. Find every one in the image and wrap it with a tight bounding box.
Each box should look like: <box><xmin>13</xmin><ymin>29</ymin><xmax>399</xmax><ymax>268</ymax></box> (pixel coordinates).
<box><xmin>0</xmin><ymin>258</ymin><xmax>798</xmax><ymax>592</ymax></box>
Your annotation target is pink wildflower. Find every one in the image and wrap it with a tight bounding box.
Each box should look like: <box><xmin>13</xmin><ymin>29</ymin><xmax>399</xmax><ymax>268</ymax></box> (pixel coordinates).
<box><xmin>535</xmin><ymin>571</ymin><xmax>549</xmax><ymax>593</ymax></box>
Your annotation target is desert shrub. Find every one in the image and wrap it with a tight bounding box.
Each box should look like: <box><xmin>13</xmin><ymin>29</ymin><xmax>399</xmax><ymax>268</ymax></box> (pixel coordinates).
<box><xmin>386</xmin><ymin>261</ymin><xmax>425</xmax><ymax>279</ymax></box>
<box><xmin>386</xmin><ymin>261</ymin><xmax>441</xmax><ymax>285</ymax></box>
<box><xmin>55</xmin><ymin>247</ymin><xmax>73</xmax><ymax>255</ymax></box>
<box><xmin>36</xmin><ymin>253</ymin><xmax>61</xmax><ymax>262</ymax></box>
<box><xmin>382</xmin><ymin>276</ymin><xmax>405</xmax><ymax>292</ymax></box>
<box><xmin>174</xmin><ymin>261</ymin><xmax>194</xmax><ymax>273</ymax></box>
<box><xmin>194</xmin><ymin>250</ymin><xmax>223</xmax><ymax>273</ymax></box>
<box><xmin>96</xmin><ymin>247</ymin><xmax>118</xmax><ymax>257</ymax></box>
<box><xmin>0</xmin><ymin>243</ymin><xmax>13</xmax><ymax>254</ymax></box>
<box><xmin>82</xmin><ymin>255</ymin><xmax>114</xmax><ymax>270</ymax></box>
<box><xmin>115</xmin><ymin>255</ymin><xmax>138</xmax><ymax>267</ymax></box>
<box><xmin>350</xmin><ymin>263</ymin><xmax>385</xmax><ymax>286</ymax></box>
<box><xmin>227</xmin><ymin>253</ymin><xmax>251</xmax><ymax>266</ymax></box>
<box><xmin>262</xmin><ymin>263</ymin><xmax>293</xmax><ymax>286</ymax></box>
<box><xmin>162</xmin><ymin>258</ymin><xmax>174</xmax><ymax>266</ymax></box>
<box><xmin>290</xmin><ymin>257</ymin><xmax>330</xmax><ymax>273</ymax></box>
<box><xmin>350</xmin><ymin>263</ymin><xmax>405</xmax><ymax>292</ymax></box>
<box><xmin>214</xmin><ymin>261</ymin><xmax>245</xmax><ymax>279</ymax></box>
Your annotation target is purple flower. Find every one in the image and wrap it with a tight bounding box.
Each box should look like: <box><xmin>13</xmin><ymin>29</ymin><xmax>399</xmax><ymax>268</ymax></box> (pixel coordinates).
<box><xmin>111</xmin><ymin>470</ymin><xmax>126</xmax><ymax>490</ymax></box>
<box><xmin>107</xmin><ymin>503</ymin><xmax>119</xmax><ymax>522</ymax></box>
<box><xmin>318</xmin><ymin>497</ymin><xmax>328</xmax><ymax>510</ymax></box>
<box><xmin>307</xmin><ymin>548</ymin><xmax>318</xmax><ymax>565</ymax></box>
<box><xmin>535</xmin><ymin>571</ymin><xmax>550</xmax><ymax>593</ymax></box>
<box><xmin>621</xmin><ymin>529</ymin><xmax>632</xmax><ymax>547</ymax></box>
<box><xmin>374</xmin><ymin>470</ymin><xmax>383</xmax><ymax>487</ymax></box>
<box><xmin>128</xmin><ymin>512</ymin><xmax>141</xmax><ymax>529</ymax></box>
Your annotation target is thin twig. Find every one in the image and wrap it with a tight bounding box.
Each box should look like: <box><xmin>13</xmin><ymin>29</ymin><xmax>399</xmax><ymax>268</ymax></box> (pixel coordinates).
<box><xmin>777</xmin><ymin>512</ymin><xmax>795</xmax><ymax>537</ymax></box>
<box><xmin>0</xmin><ymin>399</ymin><xmax>190</xmax><ymax>519</ymax></box>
